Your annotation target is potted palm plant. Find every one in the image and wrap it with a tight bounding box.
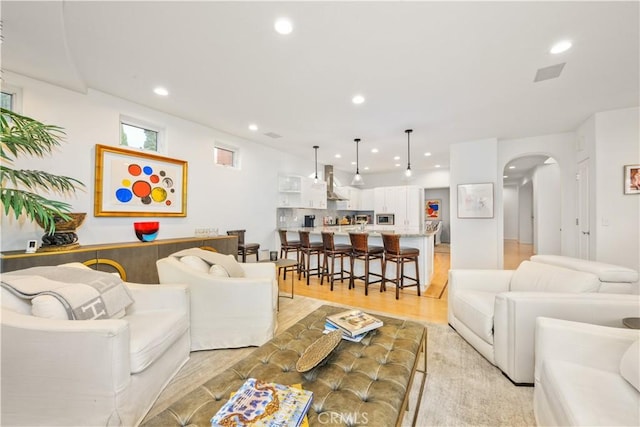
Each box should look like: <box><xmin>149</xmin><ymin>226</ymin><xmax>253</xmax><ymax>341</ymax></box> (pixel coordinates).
<box><xmin>0</xmin><ymin>107</ymin><xmax>84</xmax><ymax>238</ymax></box>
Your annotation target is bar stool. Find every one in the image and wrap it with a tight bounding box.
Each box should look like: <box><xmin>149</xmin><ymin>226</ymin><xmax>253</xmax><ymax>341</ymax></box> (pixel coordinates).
<box><xmin>226</xmin><ymin>229</ymin><xmax>259</xmax><ymax>262</ymax></box>
<box><xmin>348</xmin><ymin>232</ymin><xmax>385</xmax><ymax>296</ymax></box>
<box><xmin>381</xmin><ymin>233</ymin><xmax>421</xmax><ymax>300</ymax></box>
<box><xmin>298</xmin><ymin>230</ymin><xmax>324</xmax><ymax>285</ymax></box>
<box><xmin>320</xmin><ymin>231</ymin><xmax>352</xmax><ymax>291</ymax></box>
<box><xmin>278</xmin><ymin>229</ymin><xmax>301</xmax><ymax>279</ymax></box>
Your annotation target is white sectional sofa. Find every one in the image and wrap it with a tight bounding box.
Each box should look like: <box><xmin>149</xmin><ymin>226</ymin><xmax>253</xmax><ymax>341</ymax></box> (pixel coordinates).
<box><xmin>448</xmin><ymin>259</ymin><xmax>640</xmax><ymax>384</ymax></box>
<box><xmin>534</xmin><ymin>317</ymin><xmax>640</xmax><ymax>426</ymax></box>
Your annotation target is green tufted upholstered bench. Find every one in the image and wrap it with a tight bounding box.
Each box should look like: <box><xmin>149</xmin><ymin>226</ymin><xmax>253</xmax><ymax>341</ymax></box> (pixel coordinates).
<box><xmin>143</xmin><ymin>305</ymin><xmax>427</xmax><ymax>427</ymax></box>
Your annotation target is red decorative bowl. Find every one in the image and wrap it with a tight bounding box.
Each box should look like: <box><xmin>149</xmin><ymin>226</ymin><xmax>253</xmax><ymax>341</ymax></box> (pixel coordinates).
<box><xmin>134</xmin><ymin>222</ymin><xmax>159</xmax><ymax>242</ymax></box>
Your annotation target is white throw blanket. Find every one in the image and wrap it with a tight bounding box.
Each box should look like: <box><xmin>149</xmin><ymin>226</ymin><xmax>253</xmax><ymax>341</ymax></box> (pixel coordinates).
<box><xmin>1</xmin><ymin>266</ymin><xmax>134</xmax><ymax>320</ymax></box>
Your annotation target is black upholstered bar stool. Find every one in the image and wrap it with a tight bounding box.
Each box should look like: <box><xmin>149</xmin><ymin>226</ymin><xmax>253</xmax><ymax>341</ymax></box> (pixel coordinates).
<box><xmin>348</xmin><ymin>232</ymin><xmax>385</xmax><ymax>296</ymax></box>
<box><xmin>381</xmin><ymin>233</ymin><xmax>421</xmax><ymax>299</ymax></box>
<box><xmin>298</xmin><ymin>230</ymin><xmax>325</xmax><ymax>285</ymax></box>
<box><xmin>278</xmin><ymin>229</ymin><xmax>301</xmax><ymax>278</ymax></box>
<box><xmin>226</xmin><ymin>229</ymin><xmax>260</xmax><ymax>262</ymax></box>
<box><xmin>320</xmin><ymin>231</ymin><xmax>352</xmax><ymax>291</ymax></box>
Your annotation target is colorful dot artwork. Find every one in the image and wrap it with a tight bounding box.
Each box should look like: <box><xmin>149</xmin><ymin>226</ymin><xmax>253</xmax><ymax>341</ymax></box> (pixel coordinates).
<box><xmin>115</xmin><ymin>163</ymin><xmax>175</xmax><ymax>206</ymax></box>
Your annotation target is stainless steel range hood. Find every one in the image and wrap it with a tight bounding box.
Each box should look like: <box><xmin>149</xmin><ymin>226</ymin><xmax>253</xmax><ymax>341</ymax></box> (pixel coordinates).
<box><xmin>324</xmin><ymin>165</ymin><xmax>349</xmax><ymax>201</ymax></box>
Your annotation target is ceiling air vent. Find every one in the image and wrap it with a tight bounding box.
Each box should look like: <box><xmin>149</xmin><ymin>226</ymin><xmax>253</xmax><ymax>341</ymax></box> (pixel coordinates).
<box><xmin>534</xmin><ymin>63</ymin><xmax>566</xmax><ymax>82</ymax></box>
<box><xmin>263</xmin><ymin>132</ymin><xmax>282</xmax><ymax>139</ymax></box>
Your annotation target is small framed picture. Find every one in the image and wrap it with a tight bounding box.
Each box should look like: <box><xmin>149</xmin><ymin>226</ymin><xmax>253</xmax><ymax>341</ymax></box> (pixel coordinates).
<box><xmin>25</xmin><ymin>240</ymin><xmax>38</xmax><ymax>253</ymax></box>
<box><xmin>624</xmin><ymin>164</ymin><xmax>640</xmax><ymax>195</ymax></box>
<box><xmin>457</xmin><ymin>183</ymin><xmax>494</xmax><ymax>218</ymax></box>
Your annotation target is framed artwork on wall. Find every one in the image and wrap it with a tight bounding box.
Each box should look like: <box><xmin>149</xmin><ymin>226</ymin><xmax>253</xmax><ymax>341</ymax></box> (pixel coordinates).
<box><xmin>624</xmin><ymin>164</ymin><xmax>640</xmax><ymax>194</ymax></box>
<box><xmin>94</xmin><ymin>144</ymin><xmax>188</xmax><ymax>217</ymax></box>
<box><xmin>457</xmin><ymin>183</ymin><xmax>494</xmax><ymax>218</ymax></box>
<box><xmin>425</xmin><ymin>199</ymin><xmax>441</xmax><ymax>219</ymax></box>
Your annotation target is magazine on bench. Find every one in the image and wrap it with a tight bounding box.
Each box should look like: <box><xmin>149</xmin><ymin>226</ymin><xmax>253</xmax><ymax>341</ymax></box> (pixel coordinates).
<box><xmin>325</xmin><ymin>309</ymin><xmax>383</xmax><ymax>337</ymax></box>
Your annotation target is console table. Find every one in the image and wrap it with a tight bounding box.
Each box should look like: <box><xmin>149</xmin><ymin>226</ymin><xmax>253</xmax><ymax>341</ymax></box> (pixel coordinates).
<box><xmin>0</xmin><ymin>236</ymin><xmax>237</xmax><ymax>284</ymax></box>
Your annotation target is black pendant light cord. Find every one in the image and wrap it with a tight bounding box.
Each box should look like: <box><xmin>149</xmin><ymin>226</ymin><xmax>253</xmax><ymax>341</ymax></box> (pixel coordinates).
<box><xmin>405</xmin><ymin>129</ymin><xmax>413</xmax><ymax>172</ymax></box>
<box><xmin>313</xmin><ymin>145</ymin><xmax>319</xmax><ymax>179</ymax></box>
<box><xmin>355</xmin><ymin>139</ymin><xmax>360</xmax><ymax>174</ymax></box>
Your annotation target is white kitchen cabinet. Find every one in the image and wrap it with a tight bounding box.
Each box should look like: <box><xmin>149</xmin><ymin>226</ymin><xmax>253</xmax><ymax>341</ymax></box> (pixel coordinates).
<box><xmin>277</xmin><ymin>175</ymin><xmax>326</xmax><ymax>209</ymax></box>
<box><xmin>359</xmin><ymin>189</ymin><xmax>375</xmax><ymax>211</ymax></box>
<box><xmin>301</xmin><ymin>178</ymin><xmax>327</xmax><ymax>209</ymax></box>
<box><xmin>336</xmin><ymin>186</ymin><xmax>361</xmax><ymax>210</ymax></box>
<box><xmin>374</xmin><ymin>186</ymin><xmax>423</xmax><ymax>229</ymax></box>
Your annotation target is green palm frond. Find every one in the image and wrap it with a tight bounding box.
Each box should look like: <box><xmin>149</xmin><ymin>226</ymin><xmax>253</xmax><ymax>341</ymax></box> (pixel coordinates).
<box><xmin>0</xmin><ymin>108</ymin><xmax>84</xmax><ymax>233</ymax></box>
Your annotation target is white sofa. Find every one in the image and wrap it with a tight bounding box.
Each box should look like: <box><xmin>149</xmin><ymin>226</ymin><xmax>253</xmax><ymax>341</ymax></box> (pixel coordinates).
<box><xmin>531</xmin><ymin>254</ymin><xmax>639</xmax><ymax>294</ymax></box>
<box><xmin>448</xmin><ymin>259</ymin><xmax>640</xmax><ymax>384</ymax></box>
<box><xmin>156</xmin><ymin>248</ymin><xmax>278</xmax><ymax>351</ymax></box>
<box><xmin>1</xmin><ymin>270</ymin><xmax>190</xmax><ymax>426</ymax></box>
<box><xmin>534</xmin><ymin>317</ymin><xmax>640</xmax><ymax>426</ymax></box>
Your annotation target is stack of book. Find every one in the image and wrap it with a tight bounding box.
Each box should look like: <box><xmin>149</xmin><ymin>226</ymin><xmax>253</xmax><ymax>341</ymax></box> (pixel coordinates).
<box><xmin>210</xmin><ymin>378</ymin><xmax>312</xmax><ymax>427</ymax></box>
<box><xmin>323</xmin><ymin>309</ymin><xmax>383</xmax><ymax>342</ymax></box>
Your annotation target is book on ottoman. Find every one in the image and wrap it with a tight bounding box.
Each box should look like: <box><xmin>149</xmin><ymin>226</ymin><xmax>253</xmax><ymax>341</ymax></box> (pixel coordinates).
<box><xmin>211</xmin><ymin>378</ymin><xmax>312</xmax><ymax>427</ymax></box>
<box><xmin>326</xmin><ymin>309</ymin><xmax>383</xmax><ymax>337</ymax></box>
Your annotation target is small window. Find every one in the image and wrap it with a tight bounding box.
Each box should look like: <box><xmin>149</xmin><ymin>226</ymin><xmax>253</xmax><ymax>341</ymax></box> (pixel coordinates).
<box><xmin>214</xmin><ymin>144</ymin><xmax>239</xmax><ymax>168</ymax></box>
<box><xmin>1</xmin><ymin>84</ymin><xmax>23</xmax><ymax>112</ymax></box>
<box><xmin>1</xmin><ymin>92</ymin><xmax>13</xmax><ymax>110</ymax></box>
<box><xmin>119</xmin><ymin>115</ymin><xmax>164</xmax><ymax>152</ymax></box>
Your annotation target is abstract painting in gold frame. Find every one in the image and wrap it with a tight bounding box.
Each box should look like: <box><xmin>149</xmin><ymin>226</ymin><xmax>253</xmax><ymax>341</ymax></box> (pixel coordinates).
<box><xmin>94</xmin><ymin>144</ymin><xmax>187</xmax><ymax>217</ymax></box>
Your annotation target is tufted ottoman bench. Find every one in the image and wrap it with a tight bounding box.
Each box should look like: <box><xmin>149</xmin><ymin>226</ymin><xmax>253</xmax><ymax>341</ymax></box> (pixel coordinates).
<box><xmin>143</xmin><ymin>305</ymin><xmax>426</xmax><ymax>427</ymax></box>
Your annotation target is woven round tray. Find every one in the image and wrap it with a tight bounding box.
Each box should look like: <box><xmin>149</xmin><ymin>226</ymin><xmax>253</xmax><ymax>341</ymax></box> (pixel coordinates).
<box><xmin>296</xmin><ymin>329</ymin><xmax>343</xmax><ymax>372</ymax></box>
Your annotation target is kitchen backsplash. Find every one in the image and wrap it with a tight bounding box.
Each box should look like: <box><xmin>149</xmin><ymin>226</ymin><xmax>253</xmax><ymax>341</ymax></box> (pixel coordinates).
<box><xmin>277</xmin><ymin>207</ymin><xmax>374</xmax><ymax>228</ymax></box>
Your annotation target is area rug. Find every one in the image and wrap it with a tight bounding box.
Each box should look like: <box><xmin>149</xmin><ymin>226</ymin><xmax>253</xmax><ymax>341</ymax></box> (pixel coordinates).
<box><xmin>144</xmin><ymin>296</ymin><xmax>535</xmax><ymax>426</ymax></box>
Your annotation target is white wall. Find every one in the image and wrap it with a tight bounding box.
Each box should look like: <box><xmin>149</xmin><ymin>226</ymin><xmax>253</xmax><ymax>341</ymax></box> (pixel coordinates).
<box><xmin>1</xmin><ymin>72</ymin><xmax>314</xmax><ymax>252</ymax></box>
<box><xmin>356</xmin><ymin>168</ymin><xmax>450</xmax><ymax>189</ymax></box>
<box><xmin>450</xmin><ymin>138</ymin><xmax>499</xmax><ymax>269</ymax></box>
<box><xmin>594</xmin><ymin>108</ymin><xmax>640</xmax><ymax>273</ymax></box>
<box><xmin>503</xmin><ymin>185</ymin><xmax>518</xmax><ymax>240</ymax></box>
<box><xmin>518</xmin><ymin>180</ymin><xmax>533</xmax><ymax>244</ymax></box>
<box><xmin>532</xmin><ymin>163</ymin><xmax>561</xmax><ymax>255</ymax></box>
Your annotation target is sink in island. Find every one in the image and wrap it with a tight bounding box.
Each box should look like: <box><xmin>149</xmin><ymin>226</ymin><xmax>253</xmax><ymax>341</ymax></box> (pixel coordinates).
<box><xmin>279</xmin><ymin>226</ymin><xmax>436</xmax><ymax>292</ymax></box>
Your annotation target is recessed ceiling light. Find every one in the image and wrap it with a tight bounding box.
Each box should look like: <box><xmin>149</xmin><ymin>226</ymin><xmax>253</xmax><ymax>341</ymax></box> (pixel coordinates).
<box><xmin>274</xmin><ymin>18</ymin><xmax>293</xmax><ymax>35</ymax></box>
<box><xmin>371</xmin><ymin>148</ymin><xmax>378</xmax><ymax>153</ymax></box>
<box><xmin>509</xmin><ymin>165</ymin><xmax>516</xmax><ymax>169</ymax></box>
<box><xmin>550</xmin><ymin>40</ymin><xmax>572</xmax><ymax>54</ymax></box>
<box><xmin>334</xmin><ymin>154</ymin><xmax>341</xmax><ymax>158</ymax></box>
<box><xmin>424</xmin><ymin>152</ymin><xmax>432</xmax><ymax>157</ymax></box>
<box><xmin>393</xmin><ymin>156</ymin><xmax>400</xmax><ymax>160</ymax></box>
<box><xmin>351</xmin><ymin>161</ymin><xmax>356</xmax><ymax>165</ymax></box>
<box><xmin>364</xmin><ymin>166</ymin><xmax>369</xmax><ymax>170</ymax></box>
<box><xmin>435</xmin><ymin>164</ymin><xmax>441</xmax><ymax>168</ymax></box>
<box><xmin>153</xmin><ymin>87</ymin><xmax>169</xmax><ymax>96</ymax></box>
<box><xmin>395</xmin><ymin>163</ymin><xmax>401</xmax><ymax>167</ymax></box>
<box><xmin>352</xmin><ymin>94</ymin><xmax>365</xmax><ymax>105</ymax></box>
<box><xmin>504</xmin><ymin>175</ymin><xmax>508</xmax><ymax>179</ymax></box>
<box><xmin>248</xmin><ymin>124</ymin><xmax>258</xmax><ymax>131</ymax></box>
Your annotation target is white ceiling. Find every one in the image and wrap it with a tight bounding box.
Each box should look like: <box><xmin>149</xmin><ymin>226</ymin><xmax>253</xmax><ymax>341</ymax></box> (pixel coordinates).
<box><xmin>2</xmin><ymin>1</ymin><xmax>638</xmax><ymax>175</ymax></box>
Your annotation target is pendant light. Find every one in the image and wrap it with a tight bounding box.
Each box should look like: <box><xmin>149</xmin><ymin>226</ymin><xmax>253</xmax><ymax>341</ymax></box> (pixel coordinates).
<box><xmin>313</xmin><ymin>145</ymin><xmax>319</xmax><ymax>183</ymax></box>
<box><xmin>405</xmin><ymin>129</ymin><xmax>413</xmax><ymax>178</ymax></box>
<box><xmin>351</xmin><ymin>138</ymin><xmax>364</xmax><ymax>185</ymax></box>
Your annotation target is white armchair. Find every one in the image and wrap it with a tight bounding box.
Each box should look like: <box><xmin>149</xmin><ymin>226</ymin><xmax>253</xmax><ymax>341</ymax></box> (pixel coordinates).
<box><xmin>1</xmin><ymin>277</ymin><xmax>190</xmax><ymax>426</ymax></box>
<box><xmin>534</xmin><ymin>317</ymin><xmax>640</xmax><ymax>426</ymax></box>
<box><xmin>156</xmin><ymin>249</ymin><xmax>278</xmax><ymax>351</ymax></box>
<box><xmin>448</xmin><ymin>260</ymin><xmax>640</xmax><ymax>384</ymax></box>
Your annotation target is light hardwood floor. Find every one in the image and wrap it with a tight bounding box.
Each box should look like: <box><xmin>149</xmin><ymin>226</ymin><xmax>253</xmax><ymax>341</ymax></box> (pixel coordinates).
<box><xmin>278</xmin><ymin>240</ymin><xmax>533</xmax><ymax>324</ymax></box>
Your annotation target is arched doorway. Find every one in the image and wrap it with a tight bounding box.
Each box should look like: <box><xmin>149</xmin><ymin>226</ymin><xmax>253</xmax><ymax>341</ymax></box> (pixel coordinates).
<box><xmin>503</xmin><ymin>155</ymin><xmax>561</xmax><ymax>268</ymax></box>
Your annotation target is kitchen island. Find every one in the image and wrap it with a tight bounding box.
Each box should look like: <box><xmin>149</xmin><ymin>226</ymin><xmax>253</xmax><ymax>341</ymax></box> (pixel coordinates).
<box><xmin>279</xmin><ymin>226</ymin><xmax>436</xmax><ymax>293</ymax></box>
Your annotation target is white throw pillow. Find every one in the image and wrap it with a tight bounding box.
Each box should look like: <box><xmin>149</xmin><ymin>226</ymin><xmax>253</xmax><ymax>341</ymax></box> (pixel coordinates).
<box><xmin>620</xmin><ymin>340</ymin><xmax>640</xmax><ymax>392</ymax></box>
<box><xmin>32</xmin><ymin>295</ymin><xmax>68</xmax><ymax>319</ymax></box>
<box><xmin>209</xmin><ymin>264</ymin><xmax>230</xmax><ymax>277</ymax></box>
<box><xmin>180</xmin><ymin>255</ymin><xmax>211</xmax><ymax>273</ymax></box>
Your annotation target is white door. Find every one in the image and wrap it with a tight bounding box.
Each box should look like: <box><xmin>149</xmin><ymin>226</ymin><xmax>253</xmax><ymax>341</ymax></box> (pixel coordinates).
<box><xmin>577</xmin><ymin>159</ymin><xmax>590</xmax><ymax>259</ymax></box>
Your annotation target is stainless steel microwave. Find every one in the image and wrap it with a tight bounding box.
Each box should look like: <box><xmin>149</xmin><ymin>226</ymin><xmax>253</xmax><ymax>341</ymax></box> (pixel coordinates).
<box><xmin>376</xmin><ymin>214</ymin><xmax>394</xmax><ymax>225</ymax></box>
